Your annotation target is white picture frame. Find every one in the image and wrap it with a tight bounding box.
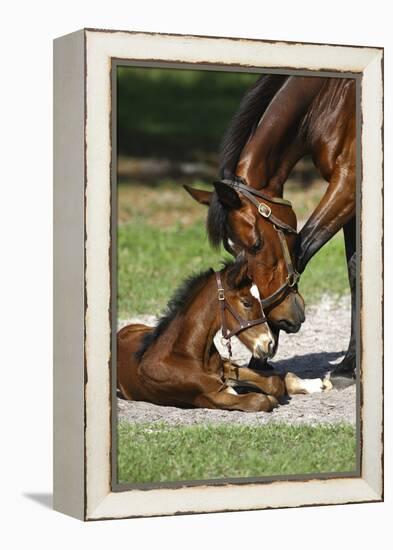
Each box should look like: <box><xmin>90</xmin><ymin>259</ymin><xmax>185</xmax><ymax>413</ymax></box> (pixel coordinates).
<box><xmin>53</xmin><ymin>28</ymin><xmax>383</xmax><ymax>521</ymax></box>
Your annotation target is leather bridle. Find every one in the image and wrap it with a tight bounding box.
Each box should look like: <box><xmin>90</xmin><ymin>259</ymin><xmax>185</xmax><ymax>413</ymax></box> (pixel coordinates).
<box><xmin>216</xmin><ymin>177</ymin><xmax>300</xmax><ymax>310</ymax></box>
<box><xmin>215</xmin><ymin>270</ymin><xmax>267</xmax><ymax>361</ymax></box>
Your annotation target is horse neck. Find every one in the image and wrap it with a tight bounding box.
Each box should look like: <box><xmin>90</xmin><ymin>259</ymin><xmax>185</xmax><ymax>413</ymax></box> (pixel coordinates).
<box><xmin>235</xmin><ymin>76</ymin><xmax>327</xmax><ymax>196</ymax></box>
<box><xmin>172</xmin><ymin>275</ymin><xmax>222</xmax><ymax>366</ymax></box>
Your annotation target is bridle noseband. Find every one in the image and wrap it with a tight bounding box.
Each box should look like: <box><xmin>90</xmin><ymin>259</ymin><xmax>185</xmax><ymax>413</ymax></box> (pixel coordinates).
<box><xmin>215</xmin><ymin>270</ymin><xmax>267</xmax><ymax>362</ymax></box>
<box><xmin>216</xmin><ymin>177</ymin><xmax>300</xmax><ymax>309</ymax></box>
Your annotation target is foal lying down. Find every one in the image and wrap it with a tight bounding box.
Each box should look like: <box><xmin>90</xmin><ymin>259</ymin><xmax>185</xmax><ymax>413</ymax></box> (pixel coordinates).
<box><xmin>117</xmin><ymin>261</ymin><xmax>332</xmax><ymax>412</ymax></box>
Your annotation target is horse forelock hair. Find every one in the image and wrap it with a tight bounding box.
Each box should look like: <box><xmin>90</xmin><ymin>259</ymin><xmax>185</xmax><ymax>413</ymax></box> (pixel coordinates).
<box><xmin>206</xmin><ymin>193</ymin><xmax>229</xmax><ymax>250</ymax></box>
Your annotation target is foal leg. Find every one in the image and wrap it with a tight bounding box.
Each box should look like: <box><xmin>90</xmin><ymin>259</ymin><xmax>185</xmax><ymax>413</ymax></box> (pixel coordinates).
<box><xmin>284</xmin><ymin>372</ymin><xmax>332</xmax><ymax>395</ymax></box>
<box><xmin>193</xmin><ymin>388</ymin><xmax>278</xmax><ymax>412</ymax></box>
<box><xmin>223</xmin><ymin>363</ymin><xmax>286</xmax><ymax>399</ymax></box>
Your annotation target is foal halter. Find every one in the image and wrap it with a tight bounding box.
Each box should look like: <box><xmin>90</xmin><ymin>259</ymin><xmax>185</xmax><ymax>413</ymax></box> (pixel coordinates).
<box><xmin>215</xmin><ymin>270</ymin><xmax>267</xmax><ymax>361</ymax></box>
<box><xmin>216</xmin><ymin>177</ymin><xmax>300</xmax><ymax>309</ymax></box>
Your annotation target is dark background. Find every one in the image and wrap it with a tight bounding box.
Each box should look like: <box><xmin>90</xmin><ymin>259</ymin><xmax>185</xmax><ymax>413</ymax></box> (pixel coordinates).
<box><xmin>117</xmin><ymin>66</ymin><xmax>258</xmax><ymax>161</ymax></box>
<box><xmin>117</xmin><ymin>66</ymin><xmax>316</xmax><ymax>184</ymax></box>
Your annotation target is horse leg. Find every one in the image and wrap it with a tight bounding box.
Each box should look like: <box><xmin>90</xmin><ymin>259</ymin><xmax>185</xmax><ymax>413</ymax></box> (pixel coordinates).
<box><xmin>297</xmin><ymin>166</ymin><xmax>355</xmax><ymax>274</ymax></box>
<box><xmin>332</xmin><ymin>218</ymin><xmax>356</xmax><ymax>380</ymax></box>
<box><xmin>223</xmin><ymin>363</ymin><xmax>286</xmax><ymax>399</ymax></box>
<box><xmin>193</xmin><ymin>387</ymin><xmax>278</xmax><ymax>412</ymax></box>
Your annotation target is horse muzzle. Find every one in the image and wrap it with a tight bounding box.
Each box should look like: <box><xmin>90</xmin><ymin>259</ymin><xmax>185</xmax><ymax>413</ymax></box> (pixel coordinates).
<box><xmin>254</xmin><ymin>337</ymin><xmax>275</xmax><ymax>360</ymax></box>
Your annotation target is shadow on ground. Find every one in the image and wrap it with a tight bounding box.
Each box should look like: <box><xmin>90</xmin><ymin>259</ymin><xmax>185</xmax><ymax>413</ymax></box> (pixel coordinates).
<box><xmin>266</xmin><ymin>351</ymin><xmax>344</xmax><ymax>379</ymax></box>
<box><xmin>23</xmin><ymin>493</ymin><xmax>53</xmax><ymax>509</ymax></box>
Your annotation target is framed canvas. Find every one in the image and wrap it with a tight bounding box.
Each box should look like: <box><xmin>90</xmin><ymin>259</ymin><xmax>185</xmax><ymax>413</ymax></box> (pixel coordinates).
<box><xmin>53</xmin><ymin>28</ymin><xmax>383</xmax><ymax>521</ymax></box>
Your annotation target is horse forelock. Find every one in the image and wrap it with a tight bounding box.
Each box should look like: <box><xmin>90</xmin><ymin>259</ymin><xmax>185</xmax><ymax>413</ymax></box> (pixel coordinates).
<box><xmin>206</xmin><ymin>193</ymin><xmax>229</xmax><ymax>249</ymax></box>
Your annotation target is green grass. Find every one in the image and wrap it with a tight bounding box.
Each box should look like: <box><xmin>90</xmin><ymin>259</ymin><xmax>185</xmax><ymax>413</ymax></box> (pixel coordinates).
<box><xmin>118</xmin><ymin>218</ymin><xmax>348</xmax><ymax>318</ymax></box>
<box><xmin>117</xmin><ymin>422</ymin><xmax>356</xmax><ymax>484</ymax></box>
<box><xmin>118</xmin><ymin>218</ymin><xmax>231</xmax><ymax>318</ymax></box>
<box><xmin>299</xmin><ymin>234</ymin><xmax>349</xmax><ymax>303</ymax></box>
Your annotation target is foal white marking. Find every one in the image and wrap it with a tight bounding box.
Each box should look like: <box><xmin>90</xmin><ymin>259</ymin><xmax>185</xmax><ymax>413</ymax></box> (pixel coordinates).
<box><xmin>285</xmin><ymin>372</ymin><xmax>331</xmax><ymax>394</ymax></box>
<box><xmin>249</xmin><ymin>284</ymin><xmax>275</xmax><ymax>357</ymax></box>
<box><xmin>299</xmin><ymin>378</ymin><xmax>324</xmax><ymax>393</ymax></box>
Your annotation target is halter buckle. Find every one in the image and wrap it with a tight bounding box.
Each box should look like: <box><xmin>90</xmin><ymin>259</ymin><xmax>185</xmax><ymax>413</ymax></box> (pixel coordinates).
<box><xmin>217</xmin><ymin>288</ymin><xmax>225</xmax><ymax>301</ymax></box>
<box><xmin>287</xmin><ymin>271</ymin><xmax>300</xmax><ymax>287</ymax></box>
<box><xmin>258</xmin><ymin>203</ymin><xmax>272</xmax><ymax>218</ymax></box>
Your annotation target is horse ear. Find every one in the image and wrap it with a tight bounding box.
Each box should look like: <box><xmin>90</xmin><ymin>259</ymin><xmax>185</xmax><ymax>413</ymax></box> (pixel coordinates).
<box><xmin>183</xmin><ymin>185</ymin><xmax>212</xmax><ymax>206</ymax></box>
<box><xmin>213</xmin><ymin>181</ymin><xmax>242</xmax><ymax>209</ymax></box>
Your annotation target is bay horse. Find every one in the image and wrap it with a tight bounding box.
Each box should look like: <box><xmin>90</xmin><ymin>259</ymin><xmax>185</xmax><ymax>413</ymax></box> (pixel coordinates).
<box><xmin>117</xmin><ymin>260</ymin><xmax>331</xmax><ymax>412</ymax></box>
<box><xmin>185</xmin><ymin>74</ymin><xmax>356</xmax><ymax>378</ymax></box>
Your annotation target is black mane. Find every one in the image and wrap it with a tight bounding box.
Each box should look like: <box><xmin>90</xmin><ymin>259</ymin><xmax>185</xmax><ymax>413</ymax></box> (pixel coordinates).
<box><xmin>135</xmin><ymin>260</ymin><xmax>246</xmax><ymax>360</ymax></box>
<box><xmin>207</xmin><ymin>74</ymin><xmax>288</xmax><ymax>249</ymax></box>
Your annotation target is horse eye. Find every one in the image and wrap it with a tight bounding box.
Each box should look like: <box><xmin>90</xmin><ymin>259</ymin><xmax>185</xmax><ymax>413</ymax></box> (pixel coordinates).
<box><xmin>250</xmin><ymin>239</ymin><xmax>262</xmax><ymax>253</ymax></box>
<box><xmin>241</xmin><ymin>299</ymin><xmax>252</xmax><ymax>309</ymax></box>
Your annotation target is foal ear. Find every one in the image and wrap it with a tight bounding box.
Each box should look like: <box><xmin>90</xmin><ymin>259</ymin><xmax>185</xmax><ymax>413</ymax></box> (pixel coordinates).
<box><xmin>213</xmin><ymin>181</ymin><xmax>242</xmax><ymax>209</ymax></box>
<box><xmin>183</xmin><ymin>185</ymin><xmax>212</xmax><ymax>206</ymax></box>
<box><xmin>228</xmin><ymin>260</ymin><xmax>251</xmax><ymax>289</ymax></box>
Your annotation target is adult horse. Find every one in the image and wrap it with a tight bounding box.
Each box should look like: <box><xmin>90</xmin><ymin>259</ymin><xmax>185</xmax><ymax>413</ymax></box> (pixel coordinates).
<box><xmin>185</xmin><ymin>74</ymin><xmax>356</xmax><ymax>378</ymax></box>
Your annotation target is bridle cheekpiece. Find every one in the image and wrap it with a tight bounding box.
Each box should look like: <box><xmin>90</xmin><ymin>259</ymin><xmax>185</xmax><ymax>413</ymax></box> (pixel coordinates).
<box><xmin>215</xmin><ymin>270</ymin><xmax>267</xmax><ymax>363</ymax></box>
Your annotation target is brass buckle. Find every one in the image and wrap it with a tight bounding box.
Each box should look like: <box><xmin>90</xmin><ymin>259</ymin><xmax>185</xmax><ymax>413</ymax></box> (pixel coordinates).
<box><xmin>287</xmin><ymin>271</ymin><xmax>300</xmax><ymax>287</ymax></box>
<box><xmin>218</xmin><ymin>288</ymin><xmax>225</xmax><ymax>300</ymax></box>
<box><xmin>258</xmin><ymin>203</ymin><xmax>272</xmax><ymax>218</ymax></box>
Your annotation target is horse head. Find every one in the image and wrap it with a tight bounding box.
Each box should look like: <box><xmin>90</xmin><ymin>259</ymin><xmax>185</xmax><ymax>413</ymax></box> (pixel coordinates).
<box><xmin>184</xmin><ymin>182</ymin><xmax>305</xmax><ymax>334</ymax></box>
<box><xmin>218</xmin><ymin>260</ymin><xmax>276</xmax><ymax>360</ymax></box>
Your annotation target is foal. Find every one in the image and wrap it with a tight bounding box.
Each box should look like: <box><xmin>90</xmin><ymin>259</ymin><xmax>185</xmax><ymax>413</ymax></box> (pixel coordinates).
<box><xmin>117</xmin><ymin>261</ymin><xmax>331</xmax><ymax>412</ymax></box>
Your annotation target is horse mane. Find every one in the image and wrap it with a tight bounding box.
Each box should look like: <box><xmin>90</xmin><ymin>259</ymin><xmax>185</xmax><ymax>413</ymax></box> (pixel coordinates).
<box><xmin>207</xmin><ymin>74</ymin><xmax>288</xmax><ymax>249</ymax></box>
<box><xmin>135</xmin><ymin>268</ymin><xmax>214</xmax><ymax>360</ymax></box>
<box><xmin>219</xmin><ymin>74</ymin><xmax>288</xmax><ymax>178</ymax></box>
<box><xmin>135</xmin><ymin>260</ymin><xmax>246</xmax><ymax>360</ymax></box>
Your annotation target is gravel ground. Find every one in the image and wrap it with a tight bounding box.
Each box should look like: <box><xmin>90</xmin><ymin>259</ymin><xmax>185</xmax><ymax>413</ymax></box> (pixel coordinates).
<box><xmin>117</xmin><ymin>296</ymin><xmax>356</xmax><ymax>426</ymax></box>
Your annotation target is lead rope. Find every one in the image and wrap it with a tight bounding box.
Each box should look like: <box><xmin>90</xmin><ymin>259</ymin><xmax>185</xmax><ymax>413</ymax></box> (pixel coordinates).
<box><xmin>224</xmin><ymin>338</ymin><xmax>233</xmax><ymax>366</ymax></box>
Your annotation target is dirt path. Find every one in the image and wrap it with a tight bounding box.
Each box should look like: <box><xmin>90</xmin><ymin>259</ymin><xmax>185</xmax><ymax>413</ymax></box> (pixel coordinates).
<box><xmin>118</xmin><ymin>296</ymin><xmax>356</xmax><ymax>426</ymax></box>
